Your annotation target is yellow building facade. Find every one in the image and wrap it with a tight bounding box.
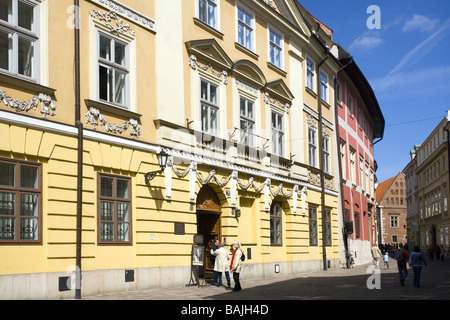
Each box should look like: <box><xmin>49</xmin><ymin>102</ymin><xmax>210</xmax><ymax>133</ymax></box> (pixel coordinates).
<box><xmin>0</xmin><ymin>0</ymin><xmax>342</xmax><ymax>299</ymax></box>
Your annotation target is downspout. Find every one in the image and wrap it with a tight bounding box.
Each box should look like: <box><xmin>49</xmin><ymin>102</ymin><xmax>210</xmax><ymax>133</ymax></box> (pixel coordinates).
<box><xmin>333</xmin><ymin>58</ymin><xmax>353</xmax><ymax>268</ymax></box>
<box><xmin>74</xmin><ymin>0</ymin><xmax>83</xmax><ymax>300</ymax></box>
<box><xmin>373</xmin><ymin>137</ymin><xmax>383</xmax><ymax>145</ymax></box>
<box><xmin>317</xmin><ymin>52</ymin><xmax>329</xmax><ymax>271</ymax></box>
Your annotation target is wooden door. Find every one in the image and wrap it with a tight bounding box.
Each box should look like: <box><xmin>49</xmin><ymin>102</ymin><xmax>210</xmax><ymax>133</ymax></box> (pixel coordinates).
<box><xmin>196</xmin><ymin>185</ymin><xmax>222</xmax><ymax>277</ymax></box>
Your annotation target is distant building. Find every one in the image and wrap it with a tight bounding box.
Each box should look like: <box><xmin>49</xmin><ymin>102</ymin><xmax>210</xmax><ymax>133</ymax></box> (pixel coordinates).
<box><xmin>375</xmin><ymin>173</ymin><xmax>407</xmax><ymax>246</ymax></box>
<box><xmin>403</xmin><ymin>112</ymin><xmax>450</xmax><ymax>252</ymax></box>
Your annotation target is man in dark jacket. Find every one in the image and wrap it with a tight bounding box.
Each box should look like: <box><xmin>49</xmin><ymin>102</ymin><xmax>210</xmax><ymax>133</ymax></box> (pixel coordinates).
<box><xmin>396</xmin><ymin>243</ymin><xmax>409</xmax><ymax>286</ymax></box>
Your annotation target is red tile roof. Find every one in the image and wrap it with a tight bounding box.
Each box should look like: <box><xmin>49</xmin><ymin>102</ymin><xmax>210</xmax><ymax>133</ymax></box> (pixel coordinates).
<box><xmin>375</xmin><ymin>175</ymin><xmax>397</xmax><ymax>204</ymax></box>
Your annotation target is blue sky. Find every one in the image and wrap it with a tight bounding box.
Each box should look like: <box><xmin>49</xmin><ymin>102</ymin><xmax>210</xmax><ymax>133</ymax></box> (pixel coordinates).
<box><xmin>299</xmin><ymin>0</ymin><xmax>450</xmax><ymax>183</ymax></box>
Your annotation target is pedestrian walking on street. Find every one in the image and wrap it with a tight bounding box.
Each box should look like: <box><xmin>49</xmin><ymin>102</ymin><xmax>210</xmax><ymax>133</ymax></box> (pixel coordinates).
<box><xmin>371</xmin><ymin>245</ymin><xmax>382</xmax><ymax>269</ymax></box>
<box><xmin>230</xmin><ymin>240</ymin><xmax>243</xmax><ymax>292</ymax></box>
<box><xmin>428</xmin><ymin>246</ymin><xmax>434</xmax><ymax>260</ymax></box>
<box><xmin>383</xmin><ymin>251</ymin><xmax>389</xmax><ymax>270</ymax></box>
<box><xmin>409</xmin><ymin>245</ymin><xmax>427</xmax><ymax>287</ymax></box>
<box><xmin>211</xmin><ymin>242</ymin><xmax>231</xmax><ymax>287</ymax></box>
<box><xmin>395</xmin><ymin>243</ymin><xmax>409</xmax><ymax>286</ymax></box>
<box><xmin>440</xmin><ymin>245</ymin><xmax>445</xmax><ymax>261</ymax></box>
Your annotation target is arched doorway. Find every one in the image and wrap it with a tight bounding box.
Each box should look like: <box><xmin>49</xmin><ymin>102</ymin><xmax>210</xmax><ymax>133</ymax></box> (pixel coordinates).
<box><xmin>196</xmin><ymin>185</ymin><xmax>222</xmax><ymax>279</ymax></box>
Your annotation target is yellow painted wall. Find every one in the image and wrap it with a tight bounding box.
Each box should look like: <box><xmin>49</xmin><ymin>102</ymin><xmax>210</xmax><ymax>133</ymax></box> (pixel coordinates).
<box><xmin>0</xmin><ymin>0</ymin><xmax>340</xmax><ymax>284</ymax></box>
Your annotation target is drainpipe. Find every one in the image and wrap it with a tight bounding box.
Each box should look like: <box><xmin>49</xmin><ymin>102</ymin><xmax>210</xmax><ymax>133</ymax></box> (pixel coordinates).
<box><xmin>373</xmin><ymin>137</ymin><xmax>383</xmax><ymax>145</ymax></box>
<box><xmin>333</xmin><ymin>57</ymin><xmax>353</xmax><ymax>268</ymax></box>
<box><xmin>74</xmin><ymin>0</ymin><xmax>83</xmax><ymax>300</ymax></box>
<box><xmin>317</xmin><ymin>53</ymin><xmax>329</xmax><ymax>271</ymax></box>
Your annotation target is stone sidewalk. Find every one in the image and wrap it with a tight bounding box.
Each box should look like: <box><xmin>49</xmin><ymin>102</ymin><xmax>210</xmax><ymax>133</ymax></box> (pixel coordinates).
<box><xmin>80</xmin><ymin>260</ymin><xmax>394</xmax><ymax>300</ymax></box>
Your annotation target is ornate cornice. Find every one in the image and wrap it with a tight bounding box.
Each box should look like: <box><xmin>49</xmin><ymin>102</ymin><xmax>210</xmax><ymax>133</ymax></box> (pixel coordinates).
<box><xmin>88</xmin><ymin>0</ymin><xmax>156</xmax><ymax>33</ymax></box>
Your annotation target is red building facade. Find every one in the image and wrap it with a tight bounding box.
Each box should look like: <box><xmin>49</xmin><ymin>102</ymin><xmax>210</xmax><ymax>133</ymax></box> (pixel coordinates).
<box><xmin>336</xmin><ymin>47</ymin><xmax>385</xmax><ymax>265</ymax></box>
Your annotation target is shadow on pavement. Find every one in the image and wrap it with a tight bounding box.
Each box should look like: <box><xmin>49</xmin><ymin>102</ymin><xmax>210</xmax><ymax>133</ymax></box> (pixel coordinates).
<box><xmin>207</xmin><ymin>261</ymin><xmax>450</xmax><ymax>300</ymax></box>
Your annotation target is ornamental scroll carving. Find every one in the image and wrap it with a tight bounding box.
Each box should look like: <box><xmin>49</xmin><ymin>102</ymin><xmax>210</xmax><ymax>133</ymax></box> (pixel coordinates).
<box><xmin>264</xmin><ymin>92</ymin><xmax>291</xmax><ymax>114</ymax></box>
<box><xmin>90</xmin><ymin>10</ymin><xmax>135</xmax><ymax>37</ymax></box>
<box><xmin>263</xmin><ymin>0</ymin><xmax>278</xmax><ymax>10</ymax></box>
<box><xmin>85</xmin><ymin>107</ymin><xmax>141</xmax><ymax>138</ymax></box>
<box><xmin>196</xmin><ymin>185</ymin><xmax>221</xmax><ymax>212</ymax></box>
<box><xmin>0</xmin><ymin>88</ymin><xmax>57</xmax><ymax>119</ymax></box>
<box><xmin>189</xmin><ymin>54</ymin><xmax>228</xmax><ymax>85</ymax></box>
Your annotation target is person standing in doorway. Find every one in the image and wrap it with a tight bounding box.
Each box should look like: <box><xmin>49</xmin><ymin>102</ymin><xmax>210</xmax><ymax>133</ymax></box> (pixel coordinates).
<box><xmin>210</xmin><ymin>239</ymin><xmax>219</xmax><ymax>285</ymax></box>
<box><xmin>230</xmin><ymin>240</ymin><xmax>243</xmax><ymax>291</ymax></box>
<box><xmin>409</xmin><ymin>245</ymin><xmax>427</xmax><ymax>287</ymax></box>
<box><xmin>211</xmin><ymin>242</ymin><xmax>230</xmax><ymax>287</ymax></box>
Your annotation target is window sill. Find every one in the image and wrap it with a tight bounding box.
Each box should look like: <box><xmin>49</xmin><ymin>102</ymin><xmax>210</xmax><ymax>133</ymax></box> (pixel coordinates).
<box><xmin>234</xmin><ymin>42</ymin><xmax>258</xmax><ymax>60</ymax></box>
<box><xmin>305</xmin><ymin>87</ymin><xmax>317</xmax><ymax>98</ymax></box>
<box><xmin>85</xmin><ymin>99</ymin><xmax>142</xmax><ymax>120</ymax></box>
<box><xmin>193</xmin><ymin>17</ymin><xmax>224</xmax><ymax>40</ymax></box>
<box><xmin>267</xmin><ymin>62</ymin><xmax>287</xmax><ymax>77</ymax></box>
<box><xmin>0</xmin><ymin>71</ymin><xmax>56</xmax><ymax>97</ymax></box>
<box><xmin>321</xmin><ymin>99</ymin><xmax>331</xmax><ymax>109</ymax></box>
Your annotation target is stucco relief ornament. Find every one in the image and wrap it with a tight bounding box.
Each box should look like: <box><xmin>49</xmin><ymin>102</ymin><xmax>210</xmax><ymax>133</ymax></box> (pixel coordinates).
<box><xmin>90</xmin><ymin>10</ymin><xmax>135</xmax><ymax>37</ymax></box>
<box><xmin>85</xmin><ymin>107</ymin><xmax>141</xmax><ymax>138</ymax></box>
<box><xmin>307</xmin><ymin>170</ymin><xmax>320</xmax><ymax>185</ymax></box>
<box><xmin>39</xmin><ymin>93</ymin><xmax>57</xmax><ymax>119</ymax></box>
<box><xmin>263</xmin><ymin>0</ymin><xmax>278</xmax><ymax>10</ymax></box>
<box><xmin>264</xmin><ymin>92</ymin><xmax>291</xmax><ymax>114</ymax></box>
<box><xmin>306</xmin><ymin>114</ymin><xmax>318</xmax><ymax>129</ymax></box>
<box><xmin>188</xmin><ymin>54</ymin><xmax>228</xmax><ymax>85</ymax></box>
<box><xmin>0</xmin><ymin>88</ymin><xmax>57</xmax><ymax>119</ymax></box>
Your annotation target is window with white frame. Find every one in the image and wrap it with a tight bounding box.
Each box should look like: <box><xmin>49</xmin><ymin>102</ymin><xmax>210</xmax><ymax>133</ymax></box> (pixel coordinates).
<box><xmin>359</xmin><ymin>155</ymin><xmax>364</xmax><ymax>187</ymax></box>
<box><xmin>269</xmin><ymin>28</ymin><xmax>283</xmax><ymax>69</ymax></box>
<box><xmin>350</xmin><ymin>148</ymin><xmax>356</xmax><ymax>185</ymax></box>
<box><xmin>239</xmin><ymin>96</ymin><xmax>255</xmax><ymax>147</ymax></box>
<box><xmin>323</xmin><ymin>136</ymin><xmax>330</xmax><ymax>173</ymax></box>
<box><xmin>237</xmin><ymin>5</ymin><xmax>254</xmax><ymax>52</ymax></box>
<box><xmin>340</xmin><ymin>141</ymin><xmax>346</xmax><ymax>180</ymax></box>
<box><xmin>320</xmin><ymin>71</ymin><xmax>328</xmax><ymax>103</ymax></box>
<box><xmin>0</xmin><ymin>0</ymin><xmax>39</xmax><ymax>79</ymax></box>
<box><xmin>308</xmin><ymin>127</ymin><xmax>317</xmax><ymax>167</ymax></box>
<box><xmin>336</xmin><ymin>81</ymin><xmax>342</xmax><ymax>104</ymax></box>
<box><xmin>198</xmin><ymin>0</ymin><xmax>218</xmax><ymax>30</ymax></box>
<box><xmin>306</xmin><ymin>58</ymin><xmax>314</xmax><ymax>91</ymax></box>
<box><xmin>271</xmin><ymin>111</ymin><xmax>283</xmax><ymax>156</ymax></box>
<box><xmin>348</xmin><ymin>96</ymin><xmax>354</xmax><ymax>117</ymax></box>
<box><xmin>390</xmin><ymin>215</ymin><xmax>399</xmax><ymax>228</ymax></box>
<box><xmin>200</xmin><ymin>78</ymin><xmax>219</xmax><ymax>135</ymax></box>
<box><xmin>98</xmin><ymin>32</ymin><xmax>129</xmax><ymax>107</ymax></box>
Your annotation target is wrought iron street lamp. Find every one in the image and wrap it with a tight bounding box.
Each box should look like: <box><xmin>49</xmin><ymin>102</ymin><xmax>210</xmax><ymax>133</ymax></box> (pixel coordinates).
<box><xmin>145</xmin><ymin>150</ymin><xmax>168</xmax><ymax>184</ymax></box>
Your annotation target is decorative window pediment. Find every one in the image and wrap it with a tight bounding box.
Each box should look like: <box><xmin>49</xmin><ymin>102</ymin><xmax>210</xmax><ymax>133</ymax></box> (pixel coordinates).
<box><xmin>232</xmin><ymin>60</ymin><xmax>266</xmax><ymax>90</ymax></box>
<box><xmin>265</xmin><ymin>79</ymin><xmax>294</xmax><ymax>103</ymax></box>
<box><xmin>186</xmin><ymin>39</ymin><xmax>233</xmax><ymax>71</ymax></box>
<box><xmin>264</xmin><ymin>79</ymin><xmax>294</xmax><ymax>113</ymax></box>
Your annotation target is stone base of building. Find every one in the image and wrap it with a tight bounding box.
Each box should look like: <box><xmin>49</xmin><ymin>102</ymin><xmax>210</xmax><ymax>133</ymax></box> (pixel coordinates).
<box><xmin>0</xmin><ymin>259</ymin><xmax>342</xmax><ymax>299</ymax></box>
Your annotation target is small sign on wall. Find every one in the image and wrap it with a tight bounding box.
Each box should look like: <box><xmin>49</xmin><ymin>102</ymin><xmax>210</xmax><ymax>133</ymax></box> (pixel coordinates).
<box><xmin>174</xmin><ymin>222</ymin><xmax>185</xmax><ymax>235</ymax></box>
